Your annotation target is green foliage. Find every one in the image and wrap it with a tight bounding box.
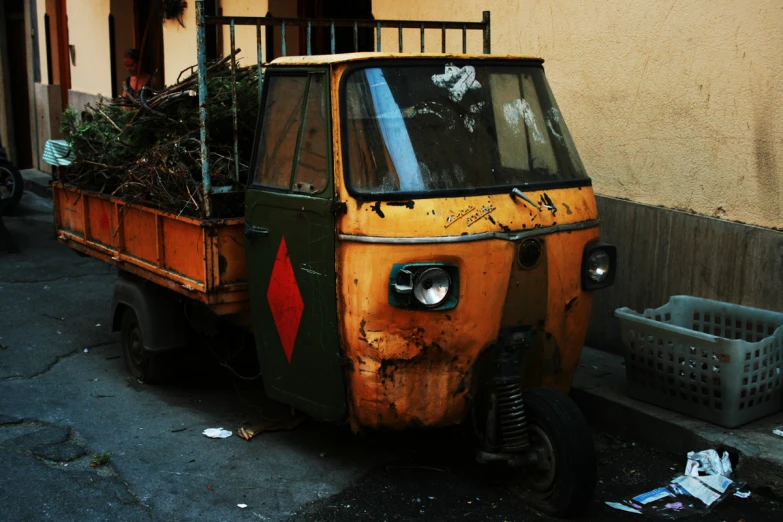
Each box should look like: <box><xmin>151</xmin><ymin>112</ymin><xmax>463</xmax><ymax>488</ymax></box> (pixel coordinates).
<box><xmin>90</xmin><ymin>450</ymin><xmax>112</xmax><ymax>467</ymax></box>
<box><xmin>60</xmin><ymin>62</ymin><xmax>259</xmax><ymax>217</ymax></box>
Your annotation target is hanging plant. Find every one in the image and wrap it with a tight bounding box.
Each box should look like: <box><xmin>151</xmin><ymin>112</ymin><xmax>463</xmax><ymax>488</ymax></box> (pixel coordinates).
<box><xmin>160</xmin><ymin>1</ymin><xmax>188</xmax><ymax>27</ymax></box>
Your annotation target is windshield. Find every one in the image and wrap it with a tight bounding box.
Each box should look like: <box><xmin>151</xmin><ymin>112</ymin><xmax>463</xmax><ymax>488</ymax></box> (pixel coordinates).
<box><xmin>342</xmin><ymin>62</ymin><xmax>588</xmax><ymax>196</ymax></box>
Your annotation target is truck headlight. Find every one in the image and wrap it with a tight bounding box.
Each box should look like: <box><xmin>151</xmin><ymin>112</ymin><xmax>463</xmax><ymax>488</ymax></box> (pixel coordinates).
<box><xmin>586</xmin><ymin>250</ymin><xmax>610</xmax><ymax>282</ymax></box>
<box><xmin>389</xmin><ymin>263</ymin><xmax>459</xmax><ymax>310</ymax></box>
<box><xmin>581</xmin><ymin>243</ymin><xmax>616</xmax><ymax>290</ymax></box>
<box><xmin>413</xmin><ymin>268</ymin><xmax>451</xmax><ymax>307</ymax></box>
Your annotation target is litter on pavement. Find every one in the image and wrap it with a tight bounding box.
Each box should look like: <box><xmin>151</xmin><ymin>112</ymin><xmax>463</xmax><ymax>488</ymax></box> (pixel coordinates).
<box><xmin>606</xmin><ymin>449</ymin><xmax>750</xmax><ymax>518</ymax></box>
<box><xmin>202</xmin><ymin>427</ymin><xmax>233</xmax><ymax>439</ymax></box>
<box><xmin>773</xmin><ymin>427</ymin><xmax>783</xmax><ymax>438</ymax></box>
<box><xmin>684</xmin><ymin>449</ymin><xmax>732</xmax><ymax>477</ymax></box>
<box><xmin>237</xmin><ymin>415</ymin><xmax>305</xmax><ymax>441</ymax></box>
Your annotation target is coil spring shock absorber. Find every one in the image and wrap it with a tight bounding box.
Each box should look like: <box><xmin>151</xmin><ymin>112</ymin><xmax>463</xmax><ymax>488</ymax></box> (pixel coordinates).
<box><xmin>482</xmin><ymin>331</ymin><xmax>530</xmax><ymax>453</ymax></box>
<box><xmin>495</xmin><ymin>379</ymin><xmax>529</xmax><ymax>451</ymax></box>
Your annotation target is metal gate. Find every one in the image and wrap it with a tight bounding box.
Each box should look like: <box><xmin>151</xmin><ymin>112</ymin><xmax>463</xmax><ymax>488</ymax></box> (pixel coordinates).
<box><xmin>193</xmin><ymin>0</ymin><xmax>492</xmax><ymax>216</ymax></box>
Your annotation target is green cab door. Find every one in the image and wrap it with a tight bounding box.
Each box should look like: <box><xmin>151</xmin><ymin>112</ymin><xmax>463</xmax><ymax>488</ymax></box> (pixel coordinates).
<box><xmin>244</xmin><ymin>70</ymin><xmax>346</xmax><ymax>421</ymax></box>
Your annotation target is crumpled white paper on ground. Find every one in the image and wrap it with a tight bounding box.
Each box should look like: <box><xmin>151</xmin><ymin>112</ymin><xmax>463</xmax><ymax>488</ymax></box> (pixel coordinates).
<box><xmin>202</xmin><ymin>427</ymin><xmax>232</xmax><ymax>439</ymax></box>
<box><xmin>685</xmin><ymin>450</ymin><xmax>732</xmax><ymax>477</ymax></box>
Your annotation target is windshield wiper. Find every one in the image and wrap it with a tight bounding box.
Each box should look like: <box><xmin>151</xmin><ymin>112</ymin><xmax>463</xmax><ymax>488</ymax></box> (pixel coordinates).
<box><xmin>510</xmin><ymin>188</ymin><xmax>540</xmax><ymax>211</ymax></box>
<box><xmin>510</xmin><ymin>188</ymin><xmax>557</xmax><ymax>215</ymax></box>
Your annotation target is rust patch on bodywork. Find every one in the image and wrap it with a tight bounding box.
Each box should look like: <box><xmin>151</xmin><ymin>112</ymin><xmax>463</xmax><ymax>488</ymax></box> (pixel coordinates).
<box><xmin>330</xmin><ymin>61</ymin><xmax>600</xmax><ymax>429</ymax></box>
<box><xmin>386</xmin><ymin>200</ymin><xmax>415</xmax><ymax>209</ymax></box>
<box><xmin>370</xmin><ymin>201</ymin><xmax>385</xmax><ymax>218</ymax></box>
<box><xmin>336</xmin><ymin>241</ymin><xmax>513</xmax><ymax>430</ymax></box>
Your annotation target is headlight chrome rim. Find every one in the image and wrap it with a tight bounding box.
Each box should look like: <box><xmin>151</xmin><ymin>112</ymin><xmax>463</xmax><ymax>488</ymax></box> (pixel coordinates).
<box><xmin>413</xmin><ymin>267</ymin><xmax>451</xmax><ymax>308</ymax></box>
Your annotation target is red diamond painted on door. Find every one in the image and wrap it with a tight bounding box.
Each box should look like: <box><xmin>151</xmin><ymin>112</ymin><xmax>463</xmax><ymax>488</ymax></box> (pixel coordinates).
<box><xmin>266</xmin><ymin>237</ymin><xmax>303</xmax><ymax>363</ymax></box>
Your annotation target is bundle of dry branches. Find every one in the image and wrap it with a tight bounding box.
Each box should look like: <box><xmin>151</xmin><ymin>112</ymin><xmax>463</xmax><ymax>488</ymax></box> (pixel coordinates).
<box><xmin>61</xmin><ymin>54</ymin><xmax>258</xmax><ymax>218</ymax></box>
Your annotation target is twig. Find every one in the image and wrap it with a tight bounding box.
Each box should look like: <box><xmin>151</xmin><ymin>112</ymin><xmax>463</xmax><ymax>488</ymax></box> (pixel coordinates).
<box><xmin>82</xmin><ymin>160</ymin><xmax>124</xmax><ymax>170</ymax></box>
<box><xmin>95</xmin><ymin>107</ymin><xmax>123</xmax><ymax>133</ymax></box>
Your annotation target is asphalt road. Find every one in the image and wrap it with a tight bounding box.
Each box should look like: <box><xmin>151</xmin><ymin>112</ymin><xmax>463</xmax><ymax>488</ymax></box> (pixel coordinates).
<box><xmin>1</xmin><ymin>192</ymin><xmax>781</xmax><ymax>521</ymax></box>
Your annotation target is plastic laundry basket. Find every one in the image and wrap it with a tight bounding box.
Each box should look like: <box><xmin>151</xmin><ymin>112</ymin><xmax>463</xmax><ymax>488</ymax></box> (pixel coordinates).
<box><xmin>615</xmin><ymin>296</ymin><xmax>783</xmax><ymax>428</ymax></box>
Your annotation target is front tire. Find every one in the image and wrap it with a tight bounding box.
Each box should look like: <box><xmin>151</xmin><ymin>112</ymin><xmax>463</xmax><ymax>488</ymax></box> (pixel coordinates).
<box><xmin>121</xmin><ymin>308</ymin><xmax>170</xmax><ymax>384</ymax></box>
<box><xmin>514</xmin><ymin>388</ymin><xmax>597</xmax><ymax>517</ymax></box>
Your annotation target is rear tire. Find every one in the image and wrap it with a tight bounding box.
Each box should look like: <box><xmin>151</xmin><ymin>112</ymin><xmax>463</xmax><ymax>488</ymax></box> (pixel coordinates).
<box><xmin>513</xmin><ymin>388</ymin><xmax>597</xmax><ymax>517</ymax></box>
<box><xmin>0</xmin><ymin>160</ymin><xmax>23</xmax><ymax>214</ymax></box>
<box><xmin>121</xmin><ymin>308</ymin><xmax>170</xmax><ymax>384</ymax></box>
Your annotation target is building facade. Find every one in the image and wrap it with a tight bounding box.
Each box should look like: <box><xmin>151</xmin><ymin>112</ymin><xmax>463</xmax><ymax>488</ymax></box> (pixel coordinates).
<box><xmin>2</xmin><ymin>0</ymin><xmax>781</xmax><ymax>350</ymax></box>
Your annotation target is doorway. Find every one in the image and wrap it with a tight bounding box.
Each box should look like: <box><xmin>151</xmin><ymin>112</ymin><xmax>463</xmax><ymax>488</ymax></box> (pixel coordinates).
<box><xmin>3</xmin><ymin>0</ymin><xmax>33</xmax><ymax>168</ymax></box>
<box><xmin>132</xmin><ymin>0</ymin><xmax>165</xmax><ymax>88</ymax></box>
<box><xmin>110</xmin><ymin>0</ymin><xmax>136</xmax><ymax>97</ymax></box>
<box><xmin>297</xmin><ymin>0</ymin><xmax>373</xmax><ymax>55</ymax></box>
<box><xmin>42</xmin><ymin>0</ymin><xmax>71</xmax><ymax>108</ymax></box>
<box><xmin>264</xmin><ymin>0</ymin><xmax>373</xmax><ymax>61</ymax></box>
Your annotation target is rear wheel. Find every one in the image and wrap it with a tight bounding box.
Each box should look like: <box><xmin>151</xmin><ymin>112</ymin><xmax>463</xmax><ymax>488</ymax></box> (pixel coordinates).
<box><xmin>513</xmin><ymin>388</ymin><xmax>597</xmax><ymax>517</ymax></box>
<box><xmin>121</xmin><ymin>308</ymin><xmax>170</xmax><ymax>384</ymax></box>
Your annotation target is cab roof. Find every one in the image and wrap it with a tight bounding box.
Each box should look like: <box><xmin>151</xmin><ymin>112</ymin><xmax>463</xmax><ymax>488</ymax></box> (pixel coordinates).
<box><xmin>268</xmin><ymin>52</ymin><xmax>544</xmax><ymax>66</ymax></box>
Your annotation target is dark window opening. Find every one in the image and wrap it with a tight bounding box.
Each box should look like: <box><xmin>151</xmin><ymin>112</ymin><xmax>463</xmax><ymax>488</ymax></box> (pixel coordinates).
<box><xmin>298</xmin><ymin>0</ymin><xmax>373</xmax><ymax>55</ymax></box>
<box><xmin>205</xmin><ymin>0</ymin><xmax>218</xmax><ymax>60</ymax></box>
<box><xmin>108</xmin><ymin>14</ymin><xmax>118</xmax><ymax>98</ymax></box>
<box><xmin>44</xmin><ymin>14</ymin><xmax>54</xmax><ymax>85</ymax></box>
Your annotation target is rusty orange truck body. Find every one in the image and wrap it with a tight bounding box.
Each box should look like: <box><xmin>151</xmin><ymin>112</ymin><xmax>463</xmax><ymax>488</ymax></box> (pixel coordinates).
<box><xmin>53</xmin><ymin>183</ymin><xmax>248</xmax><ymax>316</ymax></box>
<box><xmin>54</xmin><ymin>19</ymin><xmax>615</xmax><ymax>512</ymax></box>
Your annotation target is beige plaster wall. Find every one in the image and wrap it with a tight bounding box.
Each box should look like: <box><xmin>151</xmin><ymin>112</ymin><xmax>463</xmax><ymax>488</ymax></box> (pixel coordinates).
<box><xmin>163</xmin><ymin>1</ymin><xmax>197</xmax><ymax>81</ymax></box>
<box><xmin>67</xmin><ymin>0</ymin><xmax>112</xmax><ymax>97</ymax></box>
<box><xmin>374</xmin><ymin>1</ymin><xmax>783</xmax><ymax>229</ymax></box>
<box><xmin>220</xmin><ymin>0</ymin><xmax>269</xmax><ymax>67</ymax></box>
<box><xmin>163</xmin><ymin>0</ymin><xmax>297</xmax><ymax>76</ymax></box>
<box><xmin>219</xmin><ymin>0</ymin><xmax>299</xmax><ymax>63</ymax></box>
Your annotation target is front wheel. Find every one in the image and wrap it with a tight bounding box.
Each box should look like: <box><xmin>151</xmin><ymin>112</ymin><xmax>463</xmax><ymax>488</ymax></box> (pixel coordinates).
<box><xmin>514</xmin><ymin>388</ymin><xmax>597</xmax><ymax>517</ymax></box>
<box><xmin>121</xmin><ymin>308</ymin><xmax>170</xmax><ymax>384</ymax></box>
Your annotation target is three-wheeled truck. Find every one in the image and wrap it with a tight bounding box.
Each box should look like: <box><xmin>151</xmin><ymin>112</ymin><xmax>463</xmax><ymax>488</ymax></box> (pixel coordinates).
<box><xmin>53</xmin><ymin>5</ymin><xmax>616</xmax><ymax>517</ymax></box>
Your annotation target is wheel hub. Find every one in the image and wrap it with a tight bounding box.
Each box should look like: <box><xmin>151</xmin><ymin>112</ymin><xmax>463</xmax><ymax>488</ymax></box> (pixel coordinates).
<box><xmin>526</xmin><ymin>423</ymin><xmax>557</xmax><ymax>492</ymax></box>
<box><xmin>128</xmin><ymin>327</ymin><xmax>145</xmax><ymax>369</ymax></box>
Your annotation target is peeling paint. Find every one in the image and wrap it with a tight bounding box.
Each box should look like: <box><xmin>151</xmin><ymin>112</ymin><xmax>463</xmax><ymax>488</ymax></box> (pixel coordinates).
<box><xmin>386</xmin><ymin>200</ymin><xmax>415</xmax><ymax>209</ymax></box>
<box><xmin>539</xmin><ymin>193</ymin><xmax>557</xmax><ymax>215</ymax></box>
<box><xmin>370</xmin><ymin>201</ymin><xmax>386</xmax><ymax>218</ymax></box>
<box><xmin>546</xmin><ymin>107</ymin><xmax>564</xmax><ymax>143</ymax></box>
<box><xmin>503</xmin><ymin>98</ymin><xmax>545</xmax><ymax>143</ymax></box>
<box><xmin>463</xmin><ymin>115</ymin><xmax>476</xmax><ymax>132</ymax></box>
<box><xmin>431</xmin><ymin>64</ymin><xmax>482</xmax><ymax>102</ymax></box>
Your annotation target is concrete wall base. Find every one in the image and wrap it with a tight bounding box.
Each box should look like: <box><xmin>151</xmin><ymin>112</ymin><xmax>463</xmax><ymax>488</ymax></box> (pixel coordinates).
<box><xmin>67</xmin><ymin>90</ymin><xmax>99</xmax><ymax>116</ymax></box>
<box><xmin>587</xmin><ymin>195</ymin><xmax>783</xmax><ymax>354</ymax></box>
<box><xmin>34</xmin><ymin>83</ymin><xmax>63</xmax><ymax>174</ymax></box>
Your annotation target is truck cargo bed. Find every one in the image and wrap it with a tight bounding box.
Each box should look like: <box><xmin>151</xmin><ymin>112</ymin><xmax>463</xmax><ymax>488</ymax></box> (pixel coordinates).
<box><xmin>53</xmin><ymin>183</ymin><xmax>248</xmax><ymax>315</ymax></box>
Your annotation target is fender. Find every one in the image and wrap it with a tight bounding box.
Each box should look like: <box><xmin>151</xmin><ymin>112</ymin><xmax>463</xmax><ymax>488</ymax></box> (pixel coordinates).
<box><xmin>111</xmin><ymin>275</ymin><xmax>191</xmax><ymax>352</ymax></box>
